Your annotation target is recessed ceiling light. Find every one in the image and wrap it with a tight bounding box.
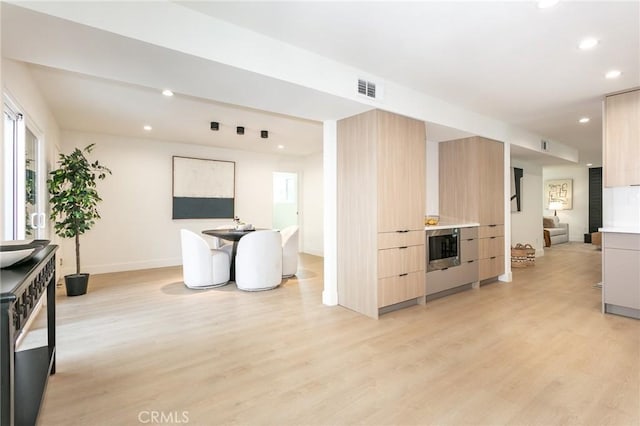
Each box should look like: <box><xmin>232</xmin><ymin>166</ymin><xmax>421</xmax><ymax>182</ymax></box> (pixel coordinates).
<box><xmin>578</xmin><ymin>38</ymin><xmax>599</xmax><ymax>50</ymax></box>
<box><xmin>143</xmin><ymin>125</ymin><xmax>152</xmax><ymax>131</ymax></box>
<box><xmin>586</xmin><ymin>163</ymin><xmax>593</xmax><ymax>167</ymax></box>
<box><xmin>162</xmin><ymin>89</ymin><xmax>174</xmax><ymax>97</ymax></box>
<box><xmin>605</xmin><ymin>70</ymin><xmax>622</xmax><ymax>79</ymax></box>
<box><xmin>537</xmin><ymin>0</ymin><xmax>560</xmax><ymax>9</ymax></box>
<box><xmin>579</xmin><ymin>117</ymin><xmax>590</xmax><ymax>124</ymax></box>
<box><xmin>277</xmin><ymin>145</ymin><xmax>284</xmax><ymax>149</ymax></box>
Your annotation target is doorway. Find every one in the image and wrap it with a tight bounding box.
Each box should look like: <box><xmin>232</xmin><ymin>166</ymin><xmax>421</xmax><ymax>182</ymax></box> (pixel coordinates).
<box><xmin>273</xmin><ymin>172</ymin><xmax>298</xmax><ymax>231</ymax></box>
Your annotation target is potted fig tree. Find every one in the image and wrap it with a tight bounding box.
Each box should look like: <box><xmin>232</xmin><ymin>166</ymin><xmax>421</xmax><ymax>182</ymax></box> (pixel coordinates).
<box><xmin>48</xmin><ymin>144</ymin><xmax>111</xmax><ymax>296</ymax></box>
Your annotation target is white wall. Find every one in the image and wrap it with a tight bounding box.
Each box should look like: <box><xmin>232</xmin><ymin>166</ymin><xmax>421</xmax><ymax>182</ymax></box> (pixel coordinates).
<box><xmin>542</xmin><ymin>165</ymin><xmax>589</xmax><ymax>242</ymax></box>
<box><xmin>511</xmin><ymin>159</ymin><xmax>545</xmax><ymax>255</ymax></box>
<box><xmin>301</xmin><ymin>152</ymin><xmax>323</xmax><ymax>256</ymax></box>
<box><xmin>58</xmin><ymin>131</ymin><xmax>322</xmax><ymax>275</ymax></box>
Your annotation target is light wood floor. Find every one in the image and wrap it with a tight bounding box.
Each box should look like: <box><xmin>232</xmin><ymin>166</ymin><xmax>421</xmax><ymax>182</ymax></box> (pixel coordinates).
<box><xmin>36</xmin><ymin>243</ymin><xmax>639</xmax><ymax>425</ymax></box>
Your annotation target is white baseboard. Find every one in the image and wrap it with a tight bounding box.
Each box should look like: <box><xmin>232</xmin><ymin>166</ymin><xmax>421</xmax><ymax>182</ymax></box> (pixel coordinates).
<box><xmin>61</xmin><ymin>257</ymin><xmax>182</xmax><ymax>276</ymax></box>
<box><xmin>322</xmin><ymin>288</ymin><xmax>338</xmax><ymax>306</ymax></box>
<box><xmin>499</xmin><ymin>271</ymin><xmax>513</xmax><ymax>282</ymax></box>
<box><xmin>62</xmin><ymin>250</ymin><xmax>325</xmax><ymax>277</ymax></box>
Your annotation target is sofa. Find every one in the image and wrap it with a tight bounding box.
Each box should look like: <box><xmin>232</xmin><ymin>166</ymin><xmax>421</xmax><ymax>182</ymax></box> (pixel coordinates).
<box><xmin>543</xmin><ymin>216</ymin><xmax>569</xmax><ymax>245</ymax></box>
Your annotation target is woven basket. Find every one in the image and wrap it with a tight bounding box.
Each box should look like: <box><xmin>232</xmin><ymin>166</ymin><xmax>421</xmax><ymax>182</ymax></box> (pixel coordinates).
<box><xmin>511</xmin><ymin>243</ymin><xmax>535</xmax><ymax>267</ymax></box>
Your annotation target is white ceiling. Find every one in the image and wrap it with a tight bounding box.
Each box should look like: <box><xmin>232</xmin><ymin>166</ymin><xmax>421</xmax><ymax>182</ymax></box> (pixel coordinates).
<box><xmin>27</xmin><ymin>64</ymin><xmax>326</xmax><ymax>156</ymax></box>
<box><xmin>2</xmin><ymin>1</ymin><xmax>639</xmax><ymax>163</ymax></box>
<box><xmin>1</xmin><ymin>3</ymin><xmax>370</xmax><ymax>156</ymax></box>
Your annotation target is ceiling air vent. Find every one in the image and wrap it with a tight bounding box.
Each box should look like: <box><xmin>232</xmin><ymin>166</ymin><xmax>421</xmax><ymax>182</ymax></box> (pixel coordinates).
<box><xmin>357</xmin><ymin>78</ymin><xmax>377</xmax><ymax>99</ymax></box>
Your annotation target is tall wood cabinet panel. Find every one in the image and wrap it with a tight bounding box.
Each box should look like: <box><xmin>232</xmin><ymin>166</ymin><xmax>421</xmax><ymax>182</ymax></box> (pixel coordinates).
<box><xmin>337</xmin><ymin>111</ymin><xmax>379</xmax><ymax>318</ymax></box>
<box><xmin>604</xmin><ymin>89</ymin><xmax>640</xmax><ymax>187</ymax></box>
<box><xmin>478</xmin><ymin>140</ymin><xmax>505</xmax><ymax>225</ymax></box>
<box><xmin>377</xmin><ymin>112</ymin><xmax>427</xmax><ymax>232</ymax></box>
<box><xmin>439</xmin><ymin>138</ymin><xmax>479</xmax><ymax>224</ymax></box>
<box><xmin>439</xmin><ymin>136</ymin><xmax>505</xmax><ymax>281</ymax></box>
<box><xmin>337</xmin><ymin>109</ymin><xmax>426</xmax><ymax>318</ymax></box>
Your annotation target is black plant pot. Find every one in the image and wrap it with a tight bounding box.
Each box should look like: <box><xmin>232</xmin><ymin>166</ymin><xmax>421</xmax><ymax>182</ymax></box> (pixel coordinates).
<box><xmin>65</xmin><ymin>273</ymin><xmax>90</xmax><ymax>296</ymax></box>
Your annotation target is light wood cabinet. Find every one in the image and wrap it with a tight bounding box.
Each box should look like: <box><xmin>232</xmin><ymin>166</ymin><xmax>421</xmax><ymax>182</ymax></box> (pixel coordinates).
<box><xmin>478</xmin><ymin>225</ymin><xmax>504</xmax><ymax>238</ymax></box>
<box><xmin>479</xmin><ymin>256</ymin><xmax>505</xmax><ymax>281</ymax></box>
<box><xmin>479</xmin><ymin>237</ymin><xmax>504</xmax><ymax>259</ymax></box>
<box><xmin>378</xmin><ymin>231</ymin><xmax>424</xmax><ymax>249</ymax></box>
<box><xmin>478</xmin><ymin>141</ymin><xmax>505</xmax><ymax>225</ymax></box>
<box><xmin>477</xmin><ymin>225</ymin><xmax>504</xmax><ymax>281</ymax></box>
<box><xmin>439</xmin><ymin>137</ymin><xmax>505</xmax><ymax>281</ymax></box>
<box><xmin>378</xmin><ymin>245</ymin><xmax>424</xmax><ymax>279</ymax></box>
<box><xmin>604</xmin><ymin>89</ymin><xmax>640</xmax><ymax>187</ymax></box>
<box><xmin>377</xmin><ymin>112</ymin><xmax>427</xmax><ymax>232</ymax></box>
<box><xmin>378</xmin><ymin>272</ymin><xmax>424</xmax><ymax>308</ymax></box>
<box><xmin>337</xmin><ymin>109</ymin><xmax>426</xmax><ymax>318</ymax></box>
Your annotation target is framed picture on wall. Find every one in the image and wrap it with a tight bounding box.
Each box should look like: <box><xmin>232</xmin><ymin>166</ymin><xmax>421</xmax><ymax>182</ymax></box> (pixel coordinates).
<box><xmin>172</xmin><ymin>156</ymin><xmax>235</xmax><ymax>219</ymax></box>
<box><xmin>545</xmin><ymin>178</ymin><xmax>573</xmax><ymax>210</ymax></box>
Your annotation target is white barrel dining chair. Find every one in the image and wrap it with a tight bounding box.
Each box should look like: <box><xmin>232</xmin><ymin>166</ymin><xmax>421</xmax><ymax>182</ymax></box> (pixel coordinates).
<box><xmin>235</xmin><ymin>230</ymin><xmax>282</xmax><ymax>291</ymax></box>
<box><xmin>280</xmin><ymin>225</ymin><xmax>299</xmax><ymax>278</ymax></box>
<box><xmin>180</xmin><ymin>229</ymin><xmax>230</xmax><ymax>289</ymax></box>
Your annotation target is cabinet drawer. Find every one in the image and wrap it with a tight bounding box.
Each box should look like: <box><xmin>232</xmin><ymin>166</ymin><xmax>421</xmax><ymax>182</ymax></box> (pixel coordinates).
<box><xmin>460</xmin><ymin>227</ymin><xmax>478</xmax><ymax>239</ymax></box>
<box><xmin>479</xmin><ymin>256</ymin><xmax>504</xmax><ymax>281</ymax></box>
<box><xmin>479</xmin><ymin>237</ymin><xmax>504</xmax><ymax>259</ymax></box>
<box><xmin>461</xmin><ymin>239</ymin><xmax>479</xmax><ymax>262</ymax></box>
<box><xmin>378</xmin><ymin>245</ymin><xmax>425</xmax><ymax>278</ymax></box>
<box><xmin>425</xmin><ymin>261</ymin><xmax>478</xmax><ymax>296</ymax></box>
<box><xmin>603</xmin><ymin>233</ymin><xmax>640</xmax><ymax>251</ymax></box>
<box><xmin>460</xmin><ymin>240</ymin><xmax>478</xmax><ymax>263</ymax></box>
<box><xmin>378</xmin><ymin>231</ymin><xmax>425</xmax><ymax>249</ymax></box>
<box><xmin>378</xmin><ymin>271</ymin><xmax>424</xmax><ymax>308</ymax></box>
<box><xmin>478</xmin><ymin>225</ymin><xmax>504</xmax><ymax>238</ymax></box>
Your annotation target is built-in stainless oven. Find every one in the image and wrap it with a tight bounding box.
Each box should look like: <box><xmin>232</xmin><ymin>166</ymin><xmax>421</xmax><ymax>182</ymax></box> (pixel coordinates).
<box><xmin>426</xmin><ymin>227</ymin><xmax>460</xmax><ymax>272</ymax></box>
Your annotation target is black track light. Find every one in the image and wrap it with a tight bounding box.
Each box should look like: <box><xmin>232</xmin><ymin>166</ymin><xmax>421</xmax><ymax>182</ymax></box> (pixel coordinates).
<box><xmin>210</xmin><ymin>121</ymin><xmax>219</xmax><ymax>131</ymax></box>
<box><xmin>236</xmin><ymin>126</ymin><xmax>244</xmax><ymax>135</ymax></box>
<box><xmin>261</xmin><ymin>130</ymin><xmax>269</xmax><ymax>139</ymax></box>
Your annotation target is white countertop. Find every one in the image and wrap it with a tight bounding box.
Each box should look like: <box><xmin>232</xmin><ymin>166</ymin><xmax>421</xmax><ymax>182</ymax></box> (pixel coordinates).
<box><xmin>425</xmin><ymin>222</ymin><xmax>479</xmax><ymax>231</ymax></box>
<box><xmin>599</xmin><ymin>227</ymin><xmax>640</xmax><ymax>234</ymax></box>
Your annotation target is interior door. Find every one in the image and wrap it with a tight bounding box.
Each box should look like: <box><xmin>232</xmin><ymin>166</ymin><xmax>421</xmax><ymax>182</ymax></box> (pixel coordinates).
<box><xmin>272</xmin><ymin>172</ymin><xmax>298</xmax><ymax>231</ymax></box>
<box><xmin>24</xmin><ymin>127</ymin><xmax>44</xmax><ymax>238</ymax></box>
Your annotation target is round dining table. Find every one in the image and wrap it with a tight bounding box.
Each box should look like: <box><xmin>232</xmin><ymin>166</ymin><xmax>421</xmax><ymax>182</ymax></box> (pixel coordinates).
<box><xmin>201</xmin><ymin>228</ymin><xmax>258</xmax><ymax>281</ymax></box>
